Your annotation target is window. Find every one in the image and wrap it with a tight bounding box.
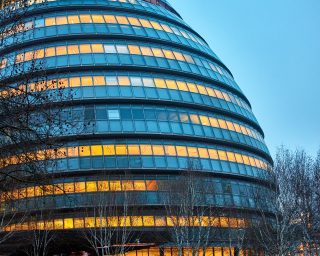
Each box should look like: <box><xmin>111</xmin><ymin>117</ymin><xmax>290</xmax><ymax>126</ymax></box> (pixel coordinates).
<box><xmin>86</xmin><ymin>181</ymin><xmax>97</xmax><ymax>192</ymax></box>
<box><xmin>92</xmin><ymin>15</ymin><xmax>104</xmax><ymax>23</ymax></box>
<box><xmin>108</xmin><ymin>110</ymin><xmax>120</xmax><ymax>120</ymax></box>
<box><xmin>64</xmin><ymin>219</ymin><xmax>74</xmax><ymax>229</ymax></box>
<box><xmin>68</xmin><ymin>15</ymin><xmax>80</xmax><ymax>24</ymax></box>
<box><xmin>91</xmin><ymin>145</ymin><xmax>103</xmax><ymax>155</ymax></box>
<box><xmin>80</xmin><ymin>44</ymin><xmax>91</xmax><ymax>54</ymax></box>
<box><xmin>116</xmin><ymin>45</ymin><xmax>129</xmax><ymax>54</ymax></box>
<box><xmin>56</xmin><ymin>46</ymin><xmax>67</xmax><ymax>56</ymax></box>
<box><xmin>104</xmin><ymin>45</ymin><xmax>117</xmax><ymax>54</ymax></box>
<box><xmin>45</xmin><ymin>47</ymin><xmax>55</xmax><ymax>57</ymax></box>
<box><xmin>104</xmin><ymin>15</ymin><xmax>117</xmax><ymax>23</ymax></box>
<box><xmin>141</xmin><ymin>47</ymin><xmax>153</xmax><ymax>56</ymax></box>
<box><xmin>45</xmin><ymin>17</ymin><xmax>55</xmax><ymax>26</ymax></box>
<box><xmin>79</xmin><ymin>146</ymin><xmax>91</xmax><ymax>156</ymax></box>
<box><xmin>128</xmin><ymin>145</ymin><xmax>140</xmax><ymax>155</ymax></box>
<box><xmin>79</xmin><ymin>15</ymin><xmax>92</xmax><ymax>23</ymax></box>
<box><xmin>93</xmin><ymin>76</ymin><xmax>105</xmax><ymax>86</ymax></box>
<box><xmin>97</xmin><ymin>181</ymin><xmax>109</xmax><ymax>191</ymax></box>
<box><xmin>128</xmin><ymin>45</ymin><xmax>141</xmax><ymax>55</ymax></box>
<box><xmin>81</xmin><ymin>76</ymin><xmax>93</xmax><ymax>86</ymax></box>
<box><xmin>69</xmin><ymin>77</ymin><xmax>81</xmax><ymax>87</ymax></box>
<box><xmin>91</xmin><ymin>44</ymin><xmax>104</xmax><ymax>53</ymax></box>
<box><xmin>56</xmin><ymin>16</ymin><xmax>68</xmax><ymax>25</ymax></box>
<box><xmin>74</xmin><ymin>182</ymin><xmax>85</xmax><ymax>192</ymax></box>
<box><xmin>116</xmin><ymin>16</ymin><xmax>129</xmax><ymax>24</ymax></box>
<box><xmin>118</xmin><ymin>76</ymin><xmax>130</xmax><ymax>86</ymax></box>
<box><xmin>116</xmin><ymin>145</ymin><xmax>127</xmax><ymax>155</ymax></box>
<box><xmin>176</xmin><ymin>146</ymin><xmax>187</xmax><ymax>157</ymax></box>
<box><xmin>128</xmin><ymin>17</ymin><xmax>141</xmax><ymax>26</ymax></box>
<box><xmin>103</xmin><ymin>145</ymin><xmax>115</xmax><ymax>155</ymax></box>
<box><xmin>67</xmin><ymin>45</ymin><xmax>79</xmax><ymax>54</ymax></box>
<box><xmin>187</xmin><ymin>147</ymin><xmax>199</xmax><ymax>157</ymax></box>
<box><xmin>152</xmin><ymin>145</ymin><xmax>164</xmax><ymax>155</ymax></box>
<box><xmin>140</xmin><ymin>145</ymin><xmax>152</xmax><ymax>155</ymax></box>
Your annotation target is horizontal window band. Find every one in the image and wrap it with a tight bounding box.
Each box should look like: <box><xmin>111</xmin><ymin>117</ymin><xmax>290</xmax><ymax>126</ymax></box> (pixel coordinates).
<box><xmin>0</xmin><ymin>143</ymin><xmax>271</xmax><ymax>171</ymax></box>
<box><xmin>4</xmin><ymin>215</ymin><xmax>249</xmax><ymax>232</ymax></box>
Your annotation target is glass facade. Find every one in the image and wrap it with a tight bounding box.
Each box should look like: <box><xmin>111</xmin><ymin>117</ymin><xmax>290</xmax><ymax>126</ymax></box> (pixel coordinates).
<box><xmin>0</xmin><ymin>0</ymin><xmax>274</xmax><ymax>254</ymax></box>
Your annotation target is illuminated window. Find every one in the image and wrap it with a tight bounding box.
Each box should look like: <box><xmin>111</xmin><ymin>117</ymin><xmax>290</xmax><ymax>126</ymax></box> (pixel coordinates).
<box><xmin>143</xmin><ymin>216</ymin><xmax>155</xmax><ymax>226</ymax></box>
<box><xmin>118</xmin><ymin>76</ymin><xmax>130</xmax><ymax>86</ymax></box>
<box><xmin>152</xmin><ymin>48</ymin><xmax>164</xmax><ymax>57</ymax></box>
<box><xmin>86</xmin><ymin>181</ymin><xmax>97</xmax><ymax>192</ymax></box>
<box><xmin>79</xmin><ymin>15</ymin><xmax>92</xmax><ymax>23</ymax></box>
<box><xmin>122</xmin><ymin>180</ymin><xmax>134</xmax><ymax>190</ymax></box>
<box><xmin>152</xmin><ymin>145</ymin><xmax>164</xmax><ymax>155</ymax></box>
<box><xmin>141</xmin><ymin>47</ymin><xmax>153</xmax><ymax>56</ymax></box>
<box><xmin>116</xmin><ymin>16</ymin><xmax>129</xmax><ymax>24</ymax></box>
<box><xmin>74</xmin><ymin>218</ymin><xmax>84</xmax><ymax>228</ymax></box>
<box><xmin>68</xmin><ymin>15</ymin><xmax>80</xmax><ymax>24</ymax></box>
<box><xmin>146</xmin><ymin>180</ymin><xmax>158</xmax><ymax>190</ymax></box>
<box><xmin>187</xmin><ymin>83</ymin><xmax>198</xmax><ymax>93</ymax></box>
<box><xmin>187</xmin><ymin>147</ymin><xmax>199</xmax><ymax>157</ymax></box>
<box><xmin>190</xmin><ymin>114</ymin><xmax>200</xmax><ymax>124</ymax></box>
<box><xmin>214</xmin><ymin>248</ymin><xmax>223</xmax><ymax>256</ymax></box>
<box><xmin>161</xmin><ymin>24</ymin><xmax>173</xmax><ymax>33</ymax></box>
<box><xmin>79</xmin><ymin>146</ymin><xmax>90</xmax><ymax>157</ymax></box>
<box><xmin>69</xmin><ymin>77</ymin><xmax>81</xmax><ymax>87</ymax></box>
<box><xmin>128</xmin><ymin>145</ymin><xmax>140</xmax><ymax>155</ymax></box>
<box><xmin>74</xmin><ymin>182</ymin><xmax>86</xmax><ymax>193</ymax></box>
<box><xmin>198</xmin><ymin>148</ymin><xmax>209</xmax><ymax>158</ymax></box>
<box><xmin>56</xmin><ymin>16</ymin><xmax>67</xmax><ymax>25</ymax></box>
<box><xmin>104</xmin><ymin>15</ymin><xmax>117</xmax><ymax>23</ymax></box>
<box><xmin>64</xmin><ymin>218</ymin><xmax>74</xmax><ymax>229</ymax></box>
<box><xmin>91</xmin><ymin>44</ymin><xmax>104</xmax><ymax>53</ymax></box>
<box><xmin>56</xmin><ymin>46</ymin><xmax>67</xmax><ymax>56</ymax></box>
<box><xmin>91</xmin><ymin>145</ymin><xmax>103</xmax><ymax>155</ymax></box>
<box><xmin>109</xmin><ymin>181</ymin><xmax>121</xmax><ymax>191</ymax></box>
<box><xmin>176</xmin><ymin>146</ymin><xmax>188</xmax><ymax>157</ymax></box>
<box><xmin>103</xmin><ymin>145</ymin><xmax>115</xmax><ymax>155</ymax></box>
<box><xmin>81</xmin><ymin>76</ymin><xmax>93</xmax><ymax>86</ymax></box>
<box><xmin>132</xmin><ymin>216</ymin><xmax>143</xmax><ymax>226</ymax></box>
<box><xmin>128</xmin><ymin>17</ymin><xmax>141</xmax><ymax>26</ymax></box>
<box><xmin>93</xmin><ymin>76</ymin><xmax>105</xmax><ymax>86</ymax></box>
<box><xmin>163</xmin><ymin>50</ymin><xmax>174</xmax><ymax>59</ymax></box>
<box><xmin>92</xmin><ymin>15</ymin><xmax>104</xmax><ymax>23</ymax></box>
<box><xmin>134</xmin><ymin>180</ymin><xmax>146</xmax><ymax>190</ymax></box>
<box><xmin>164</xmin><ymin>145</ymin><xmax>176</xmax><ymax>156</ymax></box>
<box><xmin>45</xmin><ymin>47</ymin><xmax>55</xmax><ymax>57</ymax></box>
<box><xmin>140</xmin><ymin>19</ymin><xmax>152</xmax><ymax>28</ymax></box>
<box><xmin>227</xmin><ymin>152</ymin><xmax>236</xmax><ymax>162</ymax></box>
<box><xmin>45</xmin><ymin>17</ymin><xmax>56</xmax><ymax>26</ymax></box>
<box><xmin>140</xmin><ymin>145</ymin><xmax>152</xmax><ymax>155</ymax></box>
<box><xmin>97</xmin><ymin>181</ymin><xmax>109</xmax><ymax>191</ymax></box>
<box><xmin>173</xmin><ymin>52</ymin><xmax>185</xmax><ymax>61</ymax></box>
<box><xmin>154</xmin><ymin>78</ymin><xmax>166</xmax><ymax>88</ymax></box>
<box><xmin>116</xmin><ymin>145</ymin><xmax>127</xmax><ymax>155</ymax></box>
<box><xmin>155</xmin><ymin>216</ymin><xmax>166</xmax><ymax>227</ymax></box>
<box><xmin>128</xmin><ymin>45</ymin><xmax>141</xmax><ymax>55</ymax></box>
<box><xmin>208</xmin><ymin>149</ymin><xmax>219</xmax><ymax>160</ymax></box>
<box><xmin>64</xmin><ymin>183</ymin><xmax>74</xmax><ymax>193</ymax></box>
<box><xmin>79</xmin><ymin>44</ymin><xmax>91</xmax><ymax>54</ymax></box>
<box><xmin>166</xmin><ymin>80</ymin><xmax>177</xmax><ymax>90</ymax></box>
<box><xmin>218</xmin><ymin>150</ymin><xmax>228</xmax><ymax>161</ymax></box>
<box><xmin>54</xmin><ymin>219</ymin><xmax>64</xmax><ymax>229</ymax></box>
<box><xmin>85</xmin><ymin>217</ymin><xmax>95</xmax><ymax>228</ymax></box>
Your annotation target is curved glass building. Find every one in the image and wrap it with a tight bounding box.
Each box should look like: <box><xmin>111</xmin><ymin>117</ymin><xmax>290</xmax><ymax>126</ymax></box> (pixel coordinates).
<box><xmin>0</xmin><ymin>0</ymin><xmax>274</xmax><ymax>254</ymax></box>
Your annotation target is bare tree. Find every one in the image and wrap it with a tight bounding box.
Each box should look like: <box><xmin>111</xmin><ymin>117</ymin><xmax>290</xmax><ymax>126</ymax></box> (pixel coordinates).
<box><xmin>163</xmin><ymin>162</ymin><xmax>219</xmax><ymax>256</ymax></box>
<box><xmin>83</xmin><ymin>178</ymin><xmax>141</xmax><ymax>256</ymax></box>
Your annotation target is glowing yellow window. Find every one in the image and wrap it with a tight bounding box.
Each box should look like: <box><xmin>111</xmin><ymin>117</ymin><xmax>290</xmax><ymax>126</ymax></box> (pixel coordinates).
<box><xmin>242</xmin><ymin>155</ymin><xmax>250</xmax><ymax>165</ymax></box>
<box><xmin>132</xmin><ymin>216</ymin><xmax>143</xmax><ymax>226</ymax></box>
<box><xmin>152</xmin><ymin>48</ymin><xmax>164</xmax><ymax>57</ymax></box>
<box><xmin>214</xmin><ymin>248</ymin><xmax>223</xmax><ymax>256</ymax></box>
<box><xmin>68</xmin><ymin>15</ymin><xmax>80</xmax><ymax>24</ymax></box>
<box><xmin>176</xmin><ymin>146</ymin><xmax>187</xmax><ymax>157</ymax></box>
<box><xmin>146</xmin><ymin>180</ymin><xmax>158</xmax><ymax>190</ymax></box>
<box><xmin>149</xmin><ymin>247</ymin><xmax>160</xmax><ymax>256</ymax></box>
<box><xmin>140</xmin><ymin>19</ymin><xmax>152</xmax><ymax>28</ymax></box>
<box><xmin>79</xmin><ymin>15</ymin><xmax>92</xmax><ymax>23</ymax></box>
<box><xmin>34</xmin><ymin>186</ymin><xmax>43</xmax><ymax>197</ymax></box>
<box><xmin>93</xmin><ymin>76</ymin><xmax>105</xmax><ymax>86</ymax></box>
<box><xmin>56</xmin><ymin>78</ymin><xmax>68</xmax><ymax>89</ymax></box>
<box><xmin>218</xmin><ymin>150</ymin><xmax>228</xmax><ymax>161</ymax></box>
<box><xmin>177</xmin><ymin>81</ymin><xmax>188</xmax><ymax>91</ymax></box>
<box><xmin>128</xmin><ymin>45</ymin><xmax>141</xmax><ymax>54</ymax></box>
<box><xmin>227</xmin><ymin>152</ymin><xmax>236</xmax><ymax>162</ymax></box>
<box><xmin>119</xmin><ymin>217</ymin><xmax>130</xmax><ymax>227</ymax></box>
<box><xmin>197</xmin><ymin>85</ymin><xmax>207</xmax><ymax>95</ymax></box>
<box><xmin>64</xmin><ymin>218</ymin><xmax>74</xmax><ymax>229</ymax></box>
<box><xmin>24</xmin><ymin>51</ymin><xmax>34</xmax><ymax>61</ymax></box>
<box><xmin>200</xmin><ymin>116</ymin><xmax>210</xmax><ymax>126</ymax></box>
<box><xmin>166</xmin><ymin>216</ymin><xmax>175</xmax><ymax>226</ymax></box>
<box><xmin>166</xmin><ymin>80</ymin><xmax>178</xmax><ymax>89</ymax></box>
<box><xmin>249</xmin><ymin>157</ymin><xmax>257</xmax><ymax>167</ymax></box>
<box><xmin>134</xmin><ymin>180</ymin><xmax>146</xmax><ymax>190</ymax></box>
<box><xmin>67</xmin><ymin>45</ymin><xmax>79</xmax><ymax>55</ymax></box>
<box><xmin>122</xmin><ymin>180</ymin><xmax>134</xmax><ymax>191</ymax></box>
<box><xmin>128</xmin><ymin>17</ymin><xmax>141</xmax><ymax>26</ymax></box>
<box><xmin>116</xmin><ymin>16</ymin><xmax>129</xmax><ymax>24</ymax></box>
<box><xmin>79</xmin><ymin>146</ymin><xmax>90</xmax><ymax>156</ymax></box>
<box><xmin>26</xmin><ymin>187</ymin><xmax>35</xmax><ymax>198</ymax></box>
<box><xmin>235</xmin><ymin>153</ymin><xmax>244</xmax><ymax>163</ymax></box>
<box><xmin>161</xmin><ymin>24</ymin><xmax>173</xmax><ymax>33</ymax></box>
<box><xmin>163</xmin><ymin>50</ymin><xmax>174</xmax><ymax>59</ymax></box>
<box><xmin>184</xmin><ymin>54</ymin><xmax>194</xmax><ymax>64</ymax></box>
<box><xmin>56</xmin><ymin>46</ymin><xmax>67</xmax><ymax>56</ymax></box>
<box><xmin>56</xmin><ymin>16</ymin><xmax>68</xmax><ymax>25</ymax></box>
<box><xmin>81</xmin><ymin>76</ymin><xmax>93</xmax><ymax>86</ymax></box>
<box><xmin>34</xmin><ymin>49</ymin><xmax>44</xmax><ymax>59</ymax></box>
<box><xmin>91</xmin><ymin>44</ymin><xmax>104</xmax><ymax>53</ymax></box>
<box><xmin>45</xmin><ymin>17</ymin><xmax>56</xmax><ymax>26</ymax></box>
<box><xmin>234</xmin><ymin>123</ymin><xmax>242</xmax><ymax>133</ymax></box>
<box><xmin>16</xmin><ymin>53</ymin><xmax>24</xmax><ymax>63</ymax></box>
<box><xmin>198</xmin><ymin>148</ymin><xmax>209</xmax><ymax>158</ymax></box>
<box><xmin>190</xmin><ymin>114</ymin><xmax>200</xmax><ymax>124</ymax></box>
<box><xmin>215</xmin><ymin>90</ymin><xmax>224</xmax><ymax>99</ymax></box>
<box><xmin>91</xmin><ymin>145</ymin><xmax>102</xmax><ymax>156</ymax></box>
<box><xmin>80</xmin><ymin>44</ymin><xmax>91</xmax><ymax>54</ymax></box>
<box><xmin>74</xmin><ymin>218</ymin><xmax>84</xmax><ymax>228</ymax></box>
<box><xmin>86</xmin><ymin>181</ymin><xmax>97</xmax><ymax>192</ymax></box>
<box><xmin>53</xmin><ymin>184</ymin><xmax>63</xmax><ymax>195</ymax></box>
<box><xmin>152</xmin><ymin>145</ymin><xmax>164</xmax><ymax>155</ymax></box>
<box><xmin>187</xmin><ymin>147</ymin><xmax>199</xmax><ymax>157</ymax></box>
<box><xmin>85</xmin><ymin>217</ymin><xmax>95</xmax><ymax>228</ymax></box>
<box><xmin>74</xmin><ymin>182</ymin><xmax>85</xmax><ymax>192</ymax></box>
<box><xmin>150</xmin><ymin>21</ymin><xmax>162</xmax><ymax>30</ymax></box>
<box><xmin>118</xmin><ymin>76</ymin><xmax>130</xmax><ymax>86</ymax></box>
<box><xmin>128</xmin><ymin>145</ymin><xmax>140</xmax><ymax>155</ymax></box>
<box><xmin>69</xmin><ymin>77</ymin><xmax>81</xmax><ymax>87</ymax></box>
<box><xmin>222</xmin><ymin>92</ymin><xmax>231</xmax><ymax>101</ymax></box>
<box><xmin>155</xmin><ymin>216</ymin><xmax>166</xmax><ymax>227</ymax></box>
<box><xmin>140</xmin><ymin>145</ymin><xmax>153</xmax><ymax>155</ymax></box>
<box><xmin>209</xmin><ymin>117</ymin><xmax>219</xmax><ymax>128</ymax></box>
<box><xmin>107</xmin><ymin>217</ymin><xmax>119</xmax><ymax>227</ymax></box>
<box><xmin>173</xmin><ymin>52</ymin><xmax>185</xmax><ymax>61</ymax></box>
<box><xmin>187</xmin><ymin>83</ymin><xmax>198</xmax><ymax>93</ymax></box>
<box><xmin>109</xmin><ymin>181</ymin><xmax>121</xmax><ymax>191</ymax></box>
<box><xmin>97</xmin><ymin>181</ymin><xmax>109</xmax><ymax>191</ymax></box>
<box><xmin>91</xmin><ymin>15</ymin><xmax>104</xmax><ymax>23</ymax></box>
<box><xmin>104</xmin><ymin>15</ymin><xmax>117</xmax><ymax>23</ymax></box>
<box><xmin>164</xmin><ymin>145</ymin><xmax>176</xmax><ymax>156</ymax></box>
<box><xmin>154</xmin><ymin>78</ymin><xmax>166</xmax><ymax>88</ymax></box>
<box><xmin>64</xmin><ymin>183</ymin><xmax>74</xmax><ymax>193</ymax></box>
<box><xmin>206</xmin><ymin>87</ymin><xmax>216</xmax><ymax>97</ymax></box>
<box><xmin>115</xmin><ymin>145</ymin><xmax>127</xmax><ymax>155</ymax></box>
<box><xmin>218</xmin><ymin>119</ymin><xmax>227</xmax><ymax>129</ymax></box>
<box><xmin>103</xmin><ymin>145</ymin><xmax>115</xmax><ymax>155</ymax></box>
<box><xmin>141</xmin><ymin>47</ymin><xmax>153</xmax><ymax>56</ymax></box>
<box><xmin>143</xmin><ymin>216</ymin><xmax>155</xmax><ymax>226</ymax></box>
<box><xmin>54</xmin><ymin>219</ymin><xmax>64</xmax><ymax>229</ymax></box>
<box><xmin>225</xmin><ymin>121</ymin><xmax>235</xmax><ymax>131</ymax></box>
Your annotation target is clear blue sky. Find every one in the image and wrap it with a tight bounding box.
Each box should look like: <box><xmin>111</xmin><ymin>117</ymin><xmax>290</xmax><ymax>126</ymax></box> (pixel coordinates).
<box><xmin>172</xmin><ymin>0</ymin><xmax>320</xmax><ymax>157</ymax></box>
